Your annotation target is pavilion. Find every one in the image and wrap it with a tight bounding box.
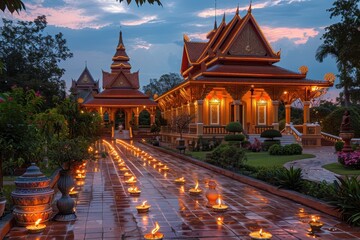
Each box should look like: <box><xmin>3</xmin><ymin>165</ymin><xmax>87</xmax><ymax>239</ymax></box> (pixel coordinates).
<box><xmin>75</xmin><ymin>31</ymin><xmax>157</xmax><ymax>138</ymax></box>
<box><xmin>155</xmin><ymin>6</ymin><xmax>335</xmax><ymax>146</ymax></box>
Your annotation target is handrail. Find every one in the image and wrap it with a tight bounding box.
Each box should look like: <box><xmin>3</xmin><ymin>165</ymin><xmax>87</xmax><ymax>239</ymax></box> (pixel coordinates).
<box><xmin>321</xmin><ymin>132</ymin><xmax>342</xmax><ymax>143</ymax></box>
<box><xmin>287</xmin><ymin>124</ymin><xmax>302</xmax><ymax>142</ymax></box>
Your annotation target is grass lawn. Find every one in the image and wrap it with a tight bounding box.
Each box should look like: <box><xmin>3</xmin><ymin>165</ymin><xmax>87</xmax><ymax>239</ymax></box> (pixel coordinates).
<box><xmin>322</xmin><ymin>162</ymin><xmax>360</xmax><ymax>176</ymax></box>
<box><xmin>187</xmin><ymin>151</ymin><xmax>212</xmax><ymax>161</ymax></box>
<box><xmin>245</xmin><ymin>152</ymin><xmax>316</xmax><ymax>168</ymax></box>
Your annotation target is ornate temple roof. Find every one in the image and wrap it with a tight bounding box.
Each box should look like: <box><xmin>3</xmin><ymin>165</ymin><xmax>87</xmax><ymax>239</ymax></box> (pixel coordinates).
<box><xmin>82</xmin><ymin>31</ymin><xmax>156</xmax><ymax>108</ymax></box>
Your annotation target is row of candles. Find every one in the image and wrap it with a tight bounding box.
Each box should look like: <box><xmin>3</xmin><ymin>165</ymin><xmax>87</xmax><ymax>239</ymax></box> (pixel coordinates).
<box><xmin>113</xmin><ymin>140</ymin><xmax>325</xmax><ymax>239</ymax></box>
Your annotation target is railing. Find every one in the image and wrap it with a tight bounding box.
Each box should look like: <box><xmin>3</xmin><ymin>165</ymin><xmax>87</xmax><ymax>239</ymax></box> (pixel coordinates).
<box><xmin>189</xmin><ymin>124</ymin><xmax>197</xmax><ymax>134</ymax></box>
<box><xmin>254</xmin><ymin>125</ymin><xmax>274</xmax><ymax>134</ymax></box>
<box><xmin>321</xmin><ymin>132</ymin><xmax>342</xmax><ymax>143</ymax></box>
<box><xmin>203</xmin><ymin>125</ymin><xmax>229</xmax><ymax>135</ymax></box>
<box><xmin>287</xmin><ymin>124</ymin><xmax>303</xmax><ymax>142</ymax></box>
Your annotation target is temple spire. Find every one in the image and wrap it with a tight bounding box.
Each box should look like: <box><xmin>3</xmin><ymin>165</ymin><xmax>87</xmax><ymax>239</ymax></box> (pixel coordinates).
<box><xmin>248</xmin><ymin>0</ymin><xmax>252</xmax><ymax>13</ymax></box>
<box><xmin>214</xmin><ymin>19</ymin><xmax>217</xmax><ymax>29</ymax></box>
<box><xmin>236</xmin><ymin>4</ymin><xmax>239</xmax><ymax>15</ymax></box>
<box><xmin>222</xmin><ymin>12</ymin><xmax>226</xmax><ymax>23</ymax></box>
<box><xmin>111</xmin><ymin>31</ymin><xmax>131</xmax><ymax>73</ymax></box>
<box><xmin>117</xmin><ymin>31</ymin><xmax>125</xmax><ymax>49</ymax></box>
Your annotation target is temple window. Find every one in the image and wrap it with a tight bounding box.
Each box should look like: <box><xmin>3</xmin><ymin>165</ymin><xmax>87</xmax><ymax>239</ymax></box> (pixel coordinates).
<box><xmin>210</xmin><ymin>98</ymin><xmax>220</xmax><ymax>125</ymax></box>
<box><xmin>257</xmin><ymin>99</ymin><xmax>267</xmax><ymax>125</ymax></box>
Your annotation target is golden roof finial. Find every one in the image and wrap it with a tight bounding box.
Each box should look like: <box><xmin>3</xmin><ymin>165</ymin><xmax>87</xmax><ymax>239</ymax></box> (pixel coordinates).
<box><xmin>222</xmin><ymin>12</ymin><xmax>226</xmax><ymax>22</ymax></box>
<box><xmin>183</xmin><ymin>34</ymin><xmax>190</xmax><ymax>42</ymax></box>
<box><xmin>248</xmin><ymin>0</ymin><xmax>252</xmax><ymax>13</ymax></box>
<box><xmin>236</xmin><ymin>4</ymin><xmax>239</xmax><ymax>15</ymax></box>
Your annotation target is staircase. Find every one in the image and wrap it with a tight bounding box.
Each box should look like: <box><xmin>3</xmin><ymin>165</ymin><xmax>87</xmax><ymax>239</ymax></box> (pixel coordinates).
<box><xmin>248</xmin><ymin>134</ymin><xmax>297</xmax><ymax>146</ymax></box>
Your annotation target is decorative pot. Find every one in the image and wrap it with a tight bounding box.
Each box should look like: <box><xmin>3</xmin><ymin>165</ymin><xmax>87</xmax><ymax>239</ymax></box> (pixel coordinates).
<box><xmin>205</xmin><ymin>180</ymin><xmax>218</xmax><ymax>208</ymax></box>
<box><xmin>11</xmin><ymin>163</ymin><xmax>54</xmax><ymax>226</ymax></box>
<box><xmin>54</xmin><ymin>170</ymin><xmax>77</xmax><ymax>221</ymax></box>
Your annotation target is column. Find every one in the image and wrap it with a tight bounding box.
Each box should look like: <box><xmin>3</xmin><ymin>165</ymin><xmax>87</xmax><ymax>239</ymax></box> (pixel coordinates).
<box><xmin>150</xmin><ymin>108</ymin><xmax>155</xmax><ymax>125</ymax></box>
<box><xmin>272</xmin><ymin>100</ymin><xmax>279</xmax><ymax>130</ymax></box>
<box><xmin>110</xmin><ymin>109</ymin><xmax>115</xmax><ymax>139</ymax></box>
<box><xmin>303</xmin><ymin>101</ymin><xmax>310</xmax><ymax>134</ymax></box>
<box><xmin>233</xmin><ymin>100</ymin><xmax>241</xmax><ymax>122</ymax></box>
<box><xmin>195</xmin><ymin>100</ymin><xmax>204</xmax><ymax>135</ymax></box>
<box><xmin>285</xmin><ymin>104</ymin><xmax>291</xmax><ymax>131</ymax></box>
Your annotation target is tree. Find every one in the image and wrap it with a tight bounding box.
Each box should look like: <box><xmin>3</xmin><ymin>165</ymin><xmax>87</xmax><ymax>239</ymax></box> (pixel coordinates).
<box><xmin>316</xmin><ymin>0</ymin><xmax>360</xmax><ymax>107</ymax></box>
<box><xmin>142</xmin><ymin>73</ymin><xmax>183</xmax><ymax>98</ymax></box>
<box><xmin>170</xmin><ymin>112</ymin><xmax>195</xmax><ymax>140</ymax></box>
<box><xmin>0</xmin><ymin>16</ymin><xmax>73</xmax><ymax>108</ymax></box>
<box><xmin>0</xmin><ymin>0</ymin><xmax>25</xmax><ymax>13</ymax></box>
<box><xmin>117</xmin><ymin>0</ymin><xmax>161</xmax><ymax>6</ymax></box>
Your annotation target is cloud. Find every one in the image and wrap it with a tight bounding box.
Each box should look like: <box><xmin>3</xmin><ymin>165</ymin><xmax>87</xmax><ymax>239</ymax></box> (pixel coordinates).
<box><xmin>132</xmin><ymin>38</ymin><xmax>152</xmax><ymax>50</ymax></box>
<box><xmin>187</xmin><ymin>32</ymin><xmax>208</xmax><ymax>41</ymax></box>
<box><xmin>121</xmin><ymin>15</ymin><xmax>160</xmax><ymax>26</ymax></box>
<box><xmin>95</xmin><ymin>0</ymin><xmax>129</xmax><ymax>13</ymax></box>
<box><xmin>197</xmin><ymin>0</ymin><xmax>309</xmax><ymax>18</ymax></box>
<box><xmin>262</xmin><ymin>26</ymin><xmax>319</xmax><ymax>44</ymax></box>
<box><xmin>9</xmin><ymin>3</ymin><xmax>109</xmax><ymax>29</ymax></box>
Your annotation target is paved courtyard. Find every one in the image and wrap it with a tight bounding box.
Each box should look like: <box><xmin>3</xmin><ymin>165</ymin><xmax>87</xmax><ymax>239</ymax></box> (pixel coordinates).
<box><xmin>5</xmin><ymin>141</ymin><xmax>360</xmax><ymax>239</ymax></box>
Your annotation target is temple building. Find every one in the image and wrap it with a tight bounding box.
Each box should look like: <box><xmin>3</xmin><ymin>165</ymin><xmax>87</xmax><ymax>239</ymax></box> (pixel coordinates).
<box><xmin>70</xmin><ymin>66</ymin><xmax>99</xmax><ymax>103</ymax></box>
<box><xmin>155</xmin><ymin>7</ymin><xmax>335</xmax><ymax>146</ymax></box>
<box><xmin>80</xmin><ymin>31</ymin><xmax>157</xmax><ymax>138</ymax></box>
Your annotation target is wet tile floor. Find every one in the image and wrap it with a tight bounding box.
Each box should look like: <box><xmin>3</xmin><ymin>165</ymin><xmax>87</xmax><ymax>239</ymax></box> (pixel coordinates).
<box><xmin>5</xmin><ymin>140</ymin><xmax>360</xmax><ymax>239</ymax></box>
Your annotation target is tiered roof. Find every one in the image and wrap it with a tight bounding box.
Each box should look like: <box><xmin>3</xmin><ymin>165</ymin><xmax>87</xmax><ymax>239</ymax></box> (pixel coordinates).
<box><xmin>83</xmin><ymin>31</ymin><xmax>156</xmax><ymax>107</ymax></box>
<box><xmin>70</xmin><ymin>66</ymin><xmax>99</xmax><ymax>101</ymax></box>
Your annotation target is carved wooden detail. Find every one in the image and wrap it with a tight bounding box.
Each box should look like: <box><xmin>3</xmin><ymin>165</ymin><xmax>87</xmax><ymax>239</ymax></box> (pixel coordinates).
<box><xmin>190</xmin><ymin>84</ymin><xmax>212</xmax><ymax>101</ymax></box>
<box><xmin>225</xmin><ymin>85</ymin><xmax>249</xmax><ymax>100</ymax></box>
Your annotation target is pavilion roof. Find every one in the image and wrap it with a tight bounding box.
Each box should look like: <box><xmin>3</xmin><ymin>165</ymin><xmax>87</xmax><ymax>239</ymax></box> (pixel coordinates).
<box><xmin>83</xmin><ymin>98</ymin><xmax>156</xmax><ymax>107</ymax></box>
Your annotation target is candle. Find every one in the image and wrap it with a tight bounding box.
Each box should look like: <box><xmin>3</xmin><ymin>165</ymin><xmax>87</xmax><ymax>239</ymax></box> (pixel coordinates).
<box><xmin>26</xmin><ymin>218</ymin><xmax>46</xmax><ymax>233</ymax></box>
<box><xmin>189</xmin><ymin>181</ymin><xmax>202</xmax><ymax>195</ymax></box>
<box><xmin>249</xmin><ymin>229</ymin><xmax>272</xmax><ymax>240</ymax></box>
<box><xmin>212</xmin><ymin>195</ymin><xmax>228</xmax><ymax>212</ymax></box>
<box><xmin>75</xmin><ymin>173</ymin><xmax>86</xmax><ymax>180</ymax></box>
<box><xmin>161</xmin><ymin>165</ymin><xmax>169</xmax><ymax>171</ymax></box>
<box><xmin>136</xmin><ymin>200</ymin><xmax>151</xmax><ymax>213</ymax></box>
<box><xmin>144</xmin><ymin>222</ymin><xmax>164</xmax><ymax>240</ymax></box>
<box><xmin>119</xmin><ymin>167</ymin><xmax>129</xmax><ymax>171</ymax></box>
<box><xmin>124</xmin><ymin>172</ymin><xmax>133</xmax><ymax>177</ymax></box>
<box><xmin>125</xmin><ymin>176</ymin><xmax>137</xmax><ymax>184</ymax></box>
<box><xmin>69</xmin><ymin>187</ymin><xmax>79</xmax><ymax>198</ymax></box>
<box><xmin>309</xmin><ymin>215</ymin><xmax>324</xmax><ymax>232</ymax></box>
<box><xmin>174</xmin><ymin>177</ymin><xmax>186</xmax><ymax>184</ymax></box>
<box><xmin>128</xmin><ymin>187</ymin><xmax>141</xmax><ymax>196</ymax></box>
<box><xmin>157</xmin><ymin>162</ymin><xmax>164</xmax><ymax>167</ymax></box>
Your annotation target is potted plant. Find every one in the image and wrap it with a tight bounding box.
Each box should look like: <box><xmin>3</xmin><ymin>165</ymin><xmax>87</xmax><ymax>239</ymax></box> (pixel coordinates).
<box><xmin>170</xmin><ymin>113</ymin><xmax>195</xmax><ymax>152</ymax></box>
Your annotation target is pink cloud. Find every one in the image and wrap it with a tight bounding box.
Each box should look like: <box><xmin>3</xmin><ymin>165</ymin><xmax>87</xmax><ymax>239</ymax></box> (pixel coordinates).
<box><xmin>187</xmin><ymin>32</ymin><xmax>208</xmax><ymax>41</ymax></box>
<box><xmin>121</xmin><ymin>15</ymin><xmax>159</xmax><ymax>26</ymax></box>
<box><xmin>13</xmin><ymin>3</ymin><xmax>108</xmax><ymax>29</ymax></box>
<box><xmin>262</xmin><ymin>26</ymin><xmax>319</xmax><ymax>44</ymax></box>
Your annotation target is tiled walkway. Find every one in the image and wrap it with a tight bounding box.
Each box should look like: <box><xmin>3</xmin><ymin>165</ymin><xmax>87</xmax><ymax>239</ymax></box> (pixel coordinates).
<box><xmin>5</xmin><ymin>141</ymin><xmax>360</xmax><ymax>239</ymax></box>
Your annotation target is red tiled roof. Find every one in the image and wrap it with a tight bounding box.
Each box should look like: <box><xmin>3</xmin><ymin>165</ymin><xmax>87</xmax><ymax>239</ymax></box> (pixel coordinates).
<box><xmin>95</xmin><ymin>89</ymin><xmax>150</xmax><ymax>98</ymax></box>
<box><xmin>185</xmin><ymin>42</ymin><xmax>207</xmax><ymax>63</ymax></box>
<box><xmin>83</xmin><ymin>98</ymin><xmax>157</xmax><ymax>107</ymax></box>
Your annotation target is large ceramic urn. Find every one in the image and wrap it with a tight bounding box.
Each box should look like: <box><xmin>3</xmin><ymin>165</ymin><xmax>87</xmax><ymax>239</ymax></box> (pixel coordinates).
<box><xmin>11</xmin><ymin>163</ymin><xmax>54</xmax><ymax>226</ymax></box>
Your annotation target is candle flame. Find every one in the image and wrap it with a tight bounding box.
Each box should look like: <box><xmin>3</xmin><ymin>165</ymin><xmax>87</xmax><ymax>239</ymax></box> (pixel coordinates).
<box><xmin>217</xmin><ymin>196</ymin><xmax>222</xmax><ymax>206</ymax></box>
<box><xmin>35</xmin><ymin>219</ymin><xmax>42</xmax><ymax>227</ymax></box>
<box><xmin>195</xmin><ymin>181</ymin><xmax>199</xmax><ymax>190</ymax></box>
<box><xmin>259</xmin><ymin>229</ymin><xmax>263</xmax><ymax>237</ymax></box>
<box><xmin>142</xmin><ymin>201</ymin><xmax>147</xmax><ymax>206</ymax></box>
<box><xmin>179</xmin><ymin>177</ymin><xmax>184</xmax><ymax>181</ymax></box>
<box><xmin>128</xmin><ymin>177</ymin><xmax>135</xmax><ymax>181</ymax></box>
<box><xmin>151</xmin><ymin>222</ymin><xmax>160</xmax><ymax>235</ymax></box>
<box><xmin>70</xmin><ymin>187</ymin><xmax>75</xmax><ymax>192</ymax></box>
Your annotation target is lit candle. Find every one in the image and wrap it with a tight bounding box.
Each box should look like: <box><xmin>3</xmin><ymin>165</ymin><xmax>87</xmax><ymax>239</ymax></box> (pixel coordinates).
<box><xmin>161</xmin><ymin>165</ymin><xmax>169</xmax><ymax>171</ymax></box>
<box><xmin>69</xmin><ymin>187</ymin><xmax>79</xmax><ymax>198</ymax></box>
<box><xmin>136</xmin><ymin>200</ymin><xmax>151</xmax><ymax>213</ymax></box>
<box><xmin>125</xmin><ymin>176</ymin><xmax>137</xmax><ymax>184</ymax></box>
<box><xmin>174</xmin><ymin>177</ymin><xmax>186</xmax><ymax>184</ymax></box>
<box><xmin>75</xmin><ymin>173</ymin><xmax>86</xmax><ymax>180</ymax></box>
<box><xmin>26</xmin><ymin>218</ymin><xmax>46</xmax><ymax>233</ymax></box>
<box><xmin>124</xmin><ymin>172</ymin><xmax>133</xmax><ymax>177</ymax></box>
<box><xmin>212</xmin><ymin>195</ymin><xmax>228</xmax><ymax>212</ymax></box>
<box><xmin>144</xmin><ymin>222</ymin><xmax>164</xmax><ymax>240</ymax></box>
<box><xmin>189</xmin><ymin>181</ymin><xmax>202</xmax><ymax>195</ymax></box>
<box><xmin>128</xmin><ymin>187</ymin><xmax>141</xmax><ymax>196</ymax></box>
<box><xmin>157</xmin><ymin>162</ymin><xmax>164</xmax><ymax>167</ymax></box>
<box><xmin>309</xmin><ymin>215</ymin><xmax>324</xmax><ymax>232</ymax></box>
<box><xmin>249</xmin><ymin>229</ymin><xmax>272</xmax><ymax>240</ymax></box>
<box><xmin>119</xmin><ymin>167</ymin><xmax>129</xmax><ymax>171</ymax></box>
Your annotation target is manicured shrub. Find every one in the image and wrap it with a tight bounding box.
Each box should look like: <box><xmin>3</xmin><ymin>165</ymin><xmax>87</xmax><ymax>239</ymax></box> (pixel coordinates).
<box><xmin>255</xmin><ymin>166</ymin><xmax>284</xmax><ymax>185</ymax></box>
<box><xmin>260</xmin><ymin>129</ymin><xmax>282</xmax><ymax>140</ymax></box>
<box><xmin>262</xmin><ymin>140</ymin><xmax>280</xmax><ymax>151</ymax></box>
<box><xmin>335</xmin><ymin>141</ymin><xmax>344</xmax><ymax>152</ymax></box>
<box><xmin>206</xmin><ymin>144</ymin><xmax>247</xmax><ymax>169</ymax></box>
<box><xmin>225</xmin><ymin>122</ymin><xmax>243</xmax><ymax>133</ymax></box>
<box><xmin>301</xmin><ymin>180</ymin><xmax>336</xmax><ymax>201</ymax></box>
<box><xmin>269</xmin><ymin>143</ymin><xmax>302</xmax><ymax>155</ymax></box>
<box><xmin>224</xmin><ymin>134</ymin><xmax>245</xmax><ymax>142</ymax></box>
<box><xmin>331</xmin><ymin>176</ymin><xmax>360</xmax><ymax>226</ymax></box>
<box><xmin>241</xmin><ymin>140</ymin><xmax>251</xmax><ymax>149</ymax></box>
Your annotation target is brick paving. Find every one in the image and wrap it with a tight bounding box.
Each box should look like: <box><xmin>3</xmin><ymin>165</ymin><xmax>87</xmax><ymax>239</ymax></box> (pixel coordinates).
<box><xmin>5</xmin><ymin>141</ymin><xmax>360</xmax><ymax>239</ymax></box>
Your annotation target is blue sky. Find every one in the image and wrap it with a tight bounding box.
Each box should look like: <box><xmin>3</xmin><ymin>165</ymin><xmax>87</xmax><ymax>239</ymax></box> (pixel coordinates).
<box><xmin>1</xmin><ymin>0</ymin><xmax>340</xmax><ymax>100</ymax></box>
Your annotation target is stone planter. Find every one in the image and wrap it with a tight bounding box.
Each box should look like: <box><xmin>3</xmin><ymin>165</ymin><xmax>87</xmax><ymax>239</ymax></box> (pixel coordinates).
<box><xmin>54</xmin><ymin>170</ymin><xmax>77</xmax><ymax>221</ymax></box>
<box><xmin>11</xmin><ymin>163</ymin><xmax>54</xmax><ymax>226</ymax></box>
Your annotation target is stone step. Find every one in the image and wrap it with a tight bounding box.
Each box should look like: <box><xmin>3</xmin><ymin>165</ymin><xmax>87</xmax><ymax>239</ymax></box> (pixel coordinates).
<box><xmin>248</xmin><ymin>134</ymin><xmax>297</xmax><ymax>146</ymax></box>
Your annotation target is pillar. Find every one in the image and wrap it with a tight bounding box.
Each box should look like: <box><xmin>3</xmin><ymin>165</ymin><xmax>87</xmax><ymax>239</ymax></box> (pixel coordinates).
<box><xmin>233</xmin><ymin>100</ymin><xmax>241</xmax><ymax>122</ymax></box>
<box><xmin>196</xmin><ymin>100</ymin><xmax>203</xmax><ymax>123</ymax></box>
<box><xmin>285</xmin><ymin>104</ymin><xmax>291</xmax><ymax>125</ymax></box>
<box><xmin>303</xmin><ymin>101</ymin><xmax>310</xmax><ymax>124</ymax></box>
<box><xmin>110</xmin><ymin>109</ymin><xmax>115</xmax><ymax>139</ymax></box>
<box><xmin>272</xmin><ymin>100</ymin><xmax>279</xmax><ymax>130</ymax></box>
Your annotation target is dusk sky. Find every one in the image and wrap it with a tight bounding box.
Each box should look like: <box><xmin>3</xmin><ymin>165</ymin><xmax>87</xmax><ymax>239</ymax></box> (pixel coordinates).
<box><xmin>1</xmin><ymin>0</ymin><xmax>341</xmax><ymax>100</ymax></box>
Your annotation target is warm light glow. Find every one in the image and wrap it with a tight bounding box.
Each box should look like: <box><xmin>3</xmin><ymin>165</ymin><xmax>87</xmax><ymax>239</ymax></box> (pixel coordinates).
<box><xmin>70</xmin><ymin>187</ymin><xmax>75</xmax><ymax>192</ymax></box>
<box><xmin>217</xmin><ymin>196</ymin><xmax>222</xmax><ymax>207</ymax></box>
<box><xmin>283</xmin><ymin>91</ymin><xmax>288</xmax><ymax>94</ymax></box>
<box><xmin>35</xmin><ymin>219</ymin><xmax>42</xmax><ymax>227</ymax></box>
<box><xmin>151</xmin><ymin>222</ymin><xmax>160</xmax><ymax>235</ymax></box>
<box><xmin>142</xmin><ymin>201</ymin><xmax>147</xmax><ymax>207</ymax></box>
<box><xmin>311</xmin><ymin>86</ymin><xmax>318</xmax><ymax>92</ymax></box>
<box><xmin>259</xmin><ymin>229</ymin><xmax>263</xmax><ymax>236</ymax></box>
<box><xmin>210</xmin><ymin>98</ymin><xmax>220</xmax><ymax>103</ymax></box>
<box><xmin>195</xmin><ymin>181</ymin><xmax>199</xmax><ymax>190</ymax></box>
